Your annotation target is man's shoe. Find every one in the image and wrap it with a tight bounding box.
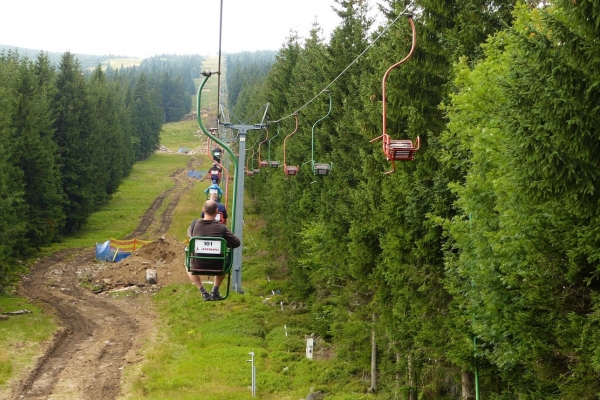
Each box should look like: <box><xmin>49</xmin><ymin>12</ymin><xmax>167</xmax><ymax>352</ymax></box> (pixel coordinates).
<box><xmin>201</xmin><ymin>291</ymin><xmax>211</xmax><ymax>301</ymax></box>
<box><xmin>210</xmin><ymin>292</ymin><xmax>224</xmax><ymax>301</ymax></box>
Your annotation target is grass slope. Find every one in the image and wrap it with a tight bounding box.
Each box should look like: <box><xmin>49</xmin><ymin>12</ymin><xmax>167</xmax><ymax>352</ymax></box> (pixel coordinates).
<box><xmin>125</xmin><ymin>203</ymin><xmax>370</xmax><ymax>400</ymax></box>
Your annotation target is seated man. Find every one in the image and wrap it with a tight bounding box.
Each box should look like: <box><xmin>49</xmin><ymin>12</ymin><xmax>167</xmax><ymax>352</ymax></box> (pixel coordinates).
<box><xmin>208</xmin><ymin>163</ymin><xmax>221</xmax><ymax>184</ymax></box>
<box><xmin>187</xmin><ymin>200</ymin><xmax>240</xmax><ymax>301</ymax></box>
<box><xmin>201</xmin><ymin>193</ymin><xmax>228</xmax><ymax>224</ymax></box>
<box><xmin>204</xmin><ymin>182</ymin><xmax>223</xmax><ymax>202</ymax></box>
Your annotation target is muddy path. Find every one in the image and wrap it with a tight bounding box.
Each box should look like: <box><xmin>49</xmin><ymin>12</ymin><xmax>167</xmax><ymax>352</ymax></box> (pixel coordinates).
<box><xmin>125</xmin><ymin>160</ymin><xmax>196</xmax><ymax>240</ymax></box>
<box><xmin>9</xmin><ymin>161</ymin><xmax>198</xmax><ymax>400</ymax></box>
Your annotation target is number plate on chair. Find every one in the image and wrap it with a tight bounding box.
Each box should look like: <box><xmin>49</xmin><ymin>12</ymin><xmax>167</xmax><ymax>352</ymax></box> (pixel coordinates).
<box><xmin>195</xmin><ymin>240</ymin><xmax>222</xmax><ymax>254</ymax></box>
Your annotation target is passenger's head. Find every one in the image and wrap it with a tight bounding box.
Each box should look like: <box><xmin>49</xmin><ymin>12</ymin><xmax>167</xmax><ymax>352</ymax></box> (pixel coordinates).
<box><xmin>203</xmin><ymin>200</ymin><xmax>218</xmax><ymax>217</ymax></box>
<box><xmin>209</xmin><ymin>193</ymin><xmax>219</xmax><ymax>202</ymax></box>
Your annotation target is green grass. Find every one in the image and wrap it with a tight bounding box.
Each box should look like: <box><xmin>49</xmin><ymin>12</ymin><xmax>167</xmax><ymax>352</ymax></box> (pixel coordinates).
<box><xmin>125</xmin><ymin>197</ymin><xmax>374</xmax><ymax>400</ymax></box>
<box><xmin>160</xmin><ymin>120</ymin><xmax>204</xmax><ymax>151</ymax></box>
<box><xmin>0</xmin><ymin>298</ymin><xmax>56</xmax><ymax>387</ymax></box>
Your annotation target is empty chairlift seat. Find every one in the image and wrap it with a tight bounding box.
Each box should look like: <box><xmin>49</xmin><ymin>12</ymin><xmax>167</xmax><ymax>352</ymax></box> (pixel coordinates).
<box><xmin>284</xmin><ymin>165</ymin><xmax>299</xmax><ymax>176</ymax></box>
<box><xmin>387</xmin><ymin>139</ymin><xmax>418</xmax><ymax>161</ymax></box>
<box><xmin>313</xmin><ymin>163</ymin><xmax>331</xmax><ymax>176</ymax></box>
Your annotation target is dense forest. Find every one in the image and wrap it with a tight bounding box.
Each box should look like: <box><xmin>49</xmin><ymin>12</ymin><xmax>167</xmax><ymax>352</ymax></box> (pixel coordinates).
<box><xmin>0</xmin><ymin>50</ymin><xmax>202</xmax><ymax>291</ymax></box>
<box><xmin>105</xmin><ymin>54</ymin><xmax>202</xmax><ymax>122</ymax></box>
<box><xmin>228</xmin><ymin>0</ymin><xmax>600</xmax><ymax>398</ymax></box>
<box><xmin>225</xmin><ymin>50</ymin><xmax>277</xmax><ymax>110</ymax></box>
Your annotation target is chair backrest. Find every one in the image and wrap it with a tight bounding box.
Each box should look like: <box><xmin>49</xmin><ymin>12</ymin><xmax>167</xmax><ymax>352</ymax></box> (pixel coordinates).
<box><xmin>313</xmin><ymin>163</ymin><xmax>330</xmax><ymax>176</ymax></box>
<box><xmin>185</xmin><ymin>236</ymin><xmax>232</xmax><ymax>275</ymax></box>
<box><xmin>206</xmin><ymin>188</ymin><xmax>223</xmax><ymax>202</ymax></box>
<box><xmin>284</xmin><ymin>165</ymin><xmax>299</xmax><ymax>176</ymax></box>
<box><xmin>215</xmin><ymin>212</ymin><xmax>226</xmax><ymax>224</ymax></box>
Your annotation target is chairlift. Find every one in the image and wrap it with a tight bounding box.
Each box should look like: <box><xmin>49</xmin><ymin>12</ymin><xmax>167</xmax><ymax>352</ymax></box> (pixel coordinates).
<box><xmin>313</xmin><ymin>163</ymin><xmax>331</xmax><ymax>175</ymax></box>
<box><xmin>185</xmin><ymin>236</ymin><xmax>233</xmax><ymax>300</ymax></box>
<box><xmin>205</xmin><ymin>184</ymin><xmax>223</xmax><ymax>202</ymax></box>
<box><xmin>311</xmin><ymin>90</ymin><xmax>333</xmax><ymax>176</ymax></box>
<box><xmin>245</xmin><ymin>156</ymin><xmax>254</xmax><ymax>176</ymax></box>
<box><xmin>258</xmin><ymin>129</ymin><xmax>269</xmax><ymax>167</ymax></box>
<box><xmin>209</xmin><ymin>164</ymin><xmax>222</xmax><ymax>184</ymax></box>
<box><xmin>267</xmin><ymin>124</ymin><xmax>281</xmax><ymax>168</ymax></box>
<box><xmin>370</xmin><ymin>14</ymin><xmax>420</xmax><ymax>174</ymax></box>
<box><xmin>212</xmin><ymin>147</ymin><xmax>222</xmax><ymax>163</ymax></box>
<box><xmin>194</xmin><ymin>57</ymin><xmax>240</xmax><ymax>304</ymax></box>
<box><xmin>283</xmin><ymin>114</ymin><xmax>299</xmax><ymax>176</ymax></box>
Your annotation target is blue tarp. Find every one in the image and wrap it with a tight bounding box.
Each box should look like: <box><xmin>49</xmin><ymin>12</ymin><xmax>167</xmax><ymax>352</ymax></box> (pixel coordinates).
<box><xmin>188</xmin><ymin>170</ymin><xmax>206</xmax><ymax>179</ymax></box>
<box><xmin>95</xmin><ymin>240</ymin><xmax>132</xmax><ymax>262</ymax></box>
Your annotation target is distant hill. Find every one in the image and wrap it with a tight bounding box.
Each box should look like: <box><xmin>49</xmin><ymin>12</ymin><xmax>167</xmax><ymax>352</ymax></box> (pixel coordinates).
<box><xmin>0</xmin><ymin>44</ymin><xmax>142</xmax><ymax>70</ymax></box>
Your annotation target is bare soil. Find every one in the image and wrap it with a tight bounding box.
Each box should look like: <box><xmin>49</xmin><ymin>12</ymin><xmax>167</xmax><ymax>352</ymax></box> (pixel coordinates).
<box><xmin>8</xmin><ymin>162</ymin><xmax>201</xmax><ymax>400</ymax></box>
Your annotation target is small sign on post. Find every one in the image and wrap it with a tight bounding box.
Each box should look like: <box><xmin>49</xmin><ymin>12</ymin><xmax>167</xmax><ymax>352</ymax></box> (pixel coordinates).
<box><xmin>306</xmin><ymin>337</ymin><xmax>315</xmax><ymax>359</ymax></box>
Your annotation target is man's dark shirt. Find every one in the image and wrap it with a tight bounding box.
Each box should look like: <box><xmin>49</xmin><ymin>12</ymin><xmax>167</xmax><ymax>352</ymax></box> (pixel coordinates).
<box><xmin>190</xmin><ymin>219</ymin><xmax>240</xmax><ymax>271</ymax></box>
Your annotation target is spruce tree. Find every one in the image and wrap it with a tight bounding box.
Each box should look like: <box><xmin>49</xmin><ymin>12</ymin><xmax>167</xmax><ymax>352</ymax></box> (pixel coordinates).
<box><xmin>13</xmin><ymin>54</ymin><xmax>64</xmax><ymax>246</ymax></box>
<box><xmin>53</xmin><ymin>52</ymin><xmax>95</xmax><ymax>232</ymax></box>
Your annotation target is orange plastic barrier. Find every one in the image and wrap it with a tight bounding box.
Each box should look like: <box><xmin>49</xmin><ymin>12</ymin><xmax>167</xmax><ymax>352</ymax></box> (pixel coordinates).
<box><xmin>109</xmin><ymin>238</ymin><xmax>153</xmax><ymax>252</ymax></box>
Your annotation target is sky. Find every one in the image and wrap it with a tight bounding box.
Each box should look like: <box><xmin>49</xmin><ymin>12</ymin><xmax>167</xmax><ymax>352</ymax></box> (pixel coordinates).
<box><xmin>2</xmin><ymin>0</ymin><xmax>383</xmax><ymax>58</ymax></box>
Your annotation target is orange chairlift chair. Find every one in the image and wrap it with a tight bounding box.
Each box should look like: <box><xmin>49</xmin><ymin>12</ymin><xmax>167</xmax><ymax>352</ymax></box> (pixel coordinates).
<box><xmin>282</xmin><ymin>113</ymin><xmax>300</xmax><ymax>176</ymax></box>
<box><xmin>245</xmin><ymin>153</ymin><xmax>254</xmax><ymax>176</ymax></box>
<box><xmin>370</xmin><ymin>14</ymin><xmax>419</xmax><ymax>174</ymax></box>
<box><xmin>251</xmin><ymin>148</ymin><xmax>260</xmax><ymax>175</ymax></box>
<box><xmin>258</xmin><ymin>129</ymin><xmax>269</xmax><ymax>168</ymax></box>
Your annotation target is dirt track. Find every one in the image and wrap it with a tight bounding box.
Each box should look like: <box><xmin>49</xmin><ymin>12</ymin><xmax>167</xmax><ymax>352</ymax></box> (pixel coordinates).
<box><xmin>9</xmin><ymin>162</ymin><xmax>198</xmax><ymax>400</ymax></box>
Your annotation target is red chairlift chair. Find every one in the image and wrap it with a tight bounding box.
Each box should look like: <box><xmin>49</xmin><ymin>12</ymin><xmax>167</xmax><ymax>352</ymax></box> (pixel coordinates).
<box><xmin>370</xmin><ymin>14</ymin><xmax>420</xmax><ymax>175</ymax></box>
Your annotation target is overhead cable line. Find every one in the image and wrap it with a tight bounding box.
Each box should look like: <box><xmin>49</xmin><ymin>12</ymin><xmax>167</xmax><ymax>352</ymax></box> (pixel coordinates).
<box><xmin>216</xmin><ymin>0</ymin><xmax>224</xmax><ymax>115</ymax></box>
<box><xmin>270</xmin><ymin>6</ymin><xmax>410</xmax><ymax>125</ymax></box>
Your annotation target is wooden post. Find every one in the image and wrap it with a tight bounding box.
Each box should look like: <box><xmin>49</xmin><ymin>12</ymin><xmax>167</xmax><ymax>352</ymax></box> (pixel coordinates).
<box><xmin>395</xmin><ymin>351</ymin><xmax>401</xmax><ymax>388</ymax></box>
<box><xmin>462</xmin><ymin>371</ymin><xmax>473</xmax><ymax>400</ymax></box>
<box><xmin>370</xmin><ymin>314</ymin><xmax>377</xmax><ymax>393</ymax></box>
<box><xmin>408</xmin><ymin>354</ymin><xmax>416</xmax><ymax>400</ymax></box>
